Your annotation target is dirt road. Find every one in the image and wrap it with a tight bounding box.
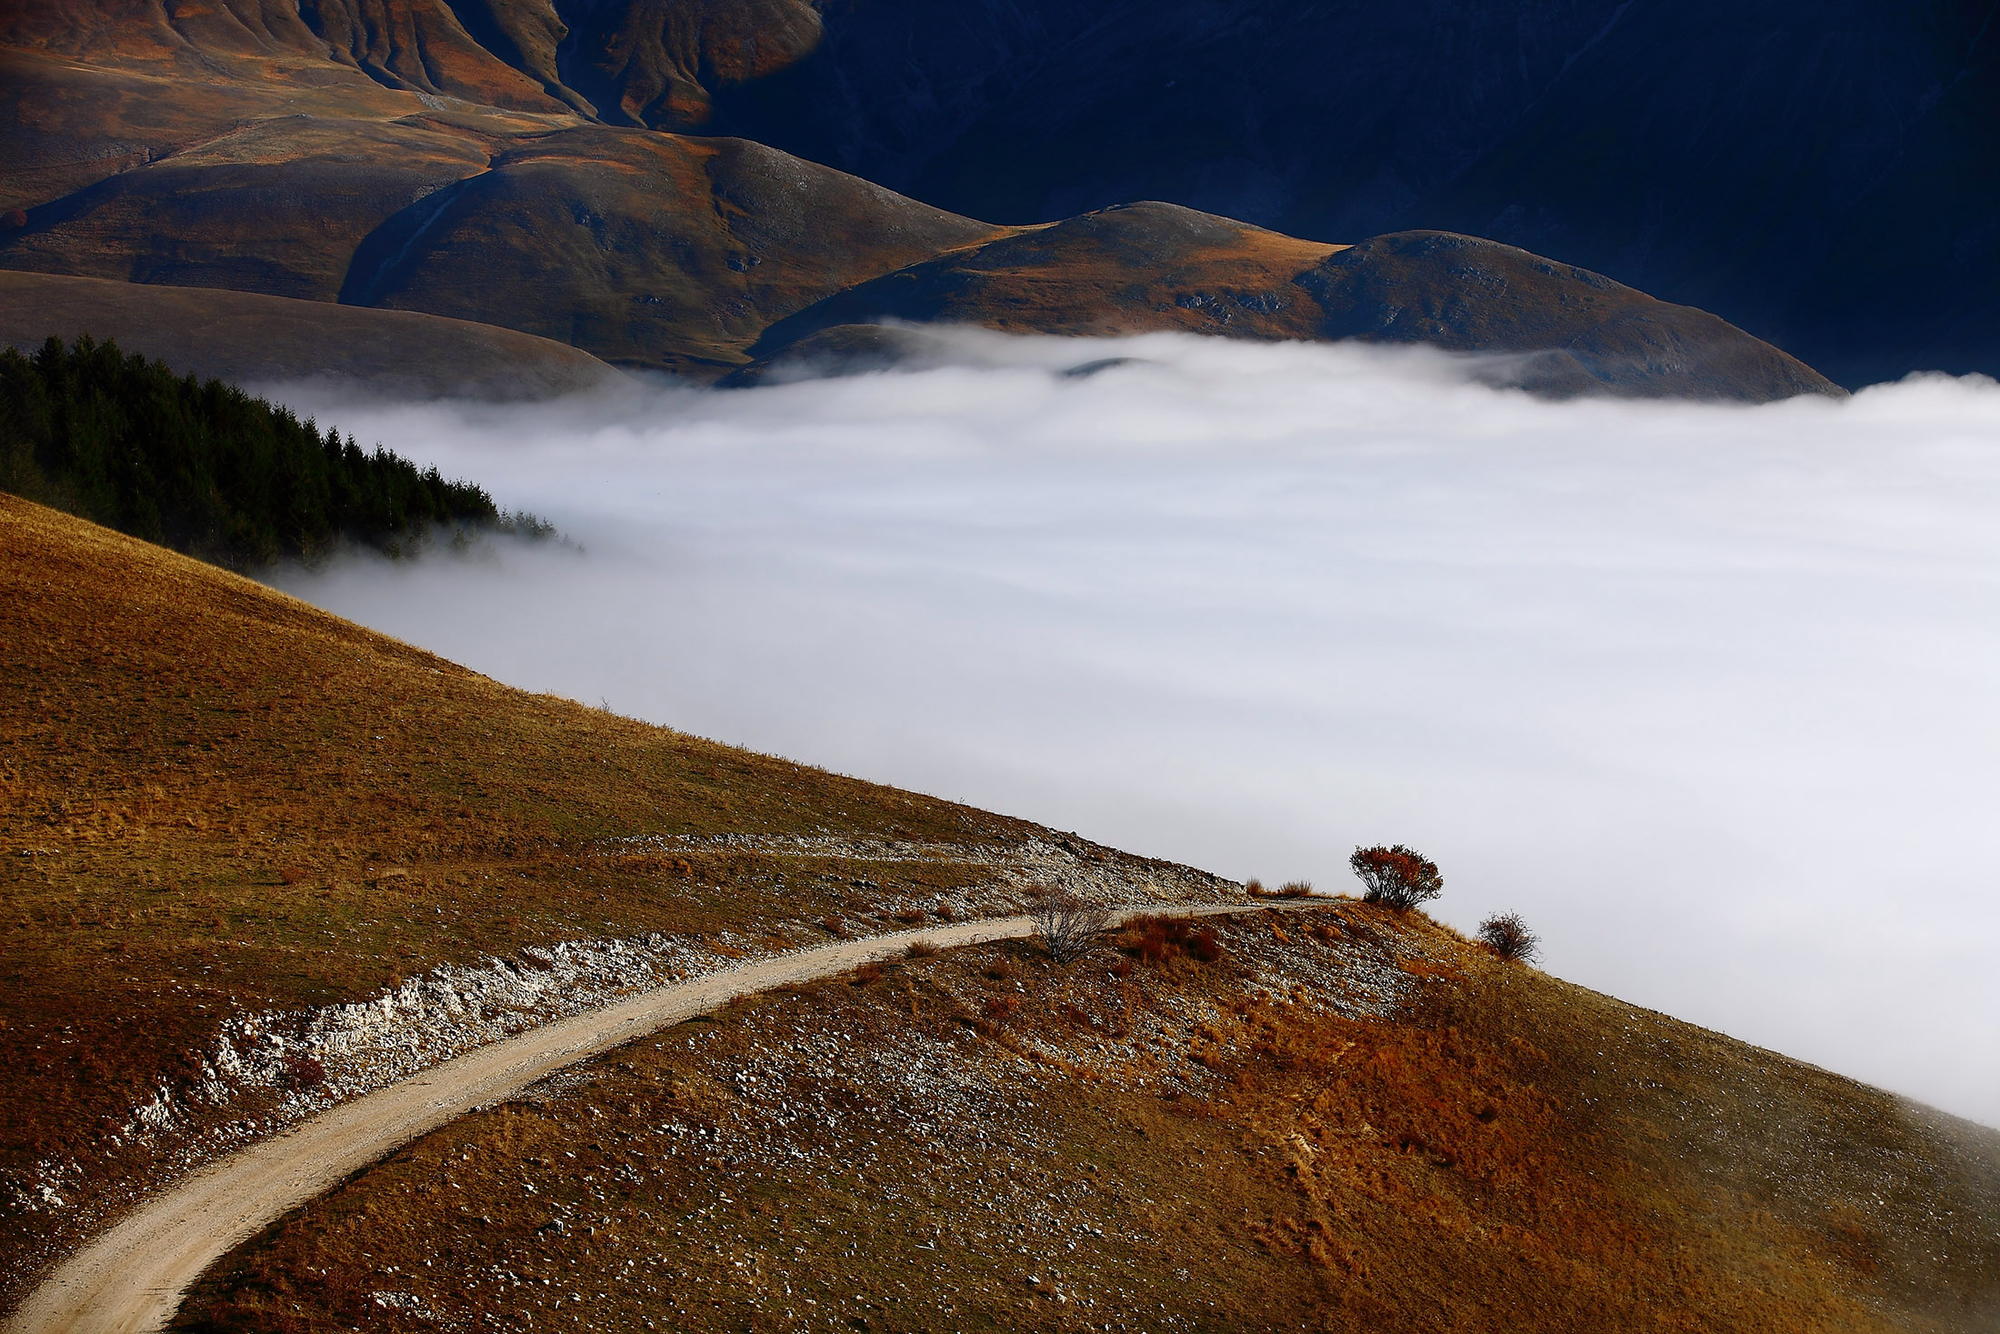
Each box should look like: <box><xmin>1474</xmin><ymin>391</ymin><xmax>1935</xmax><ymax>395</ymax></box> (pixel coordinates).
<box><xmin>7</xmin><ymin>905</ymin><xmax>1252</xmax><ymax>1333</ymax></box>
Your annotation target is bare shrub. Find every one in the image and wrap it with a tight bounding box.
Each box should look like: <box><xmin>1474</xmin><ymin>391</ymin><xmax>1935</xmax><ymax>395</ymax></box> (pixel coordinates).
<box><xmin>1477</xmin><ymin>912</ymin><xmax>1540</xmax><ymax>963</ymax></box>
<box><xmin>1277</xmin><ymin>880</ymin><xmax>1313</xmax><ymax>899</ymax></box>
<box><xmin>850</xmin><ymin>962</ymin><xmax>884</xmax><ymax>986</ymax></box>
<box><xmin>905</xmin><ymin>938</ymin><xmax>940</xmax><ymax>959</ymax></box>
<box><xmin>1030</xmin><ymin>889</ymin><xmax>1114</xmax><ymax>964</ymax></box>
<box><xmin>1349</xmin><ymin>845</ymin><xmax>1442</xmax><ymax>910</ymax></box>
<box><xmin>1244</xmin><ymin>877</ymin><xmax>1267</xmax><ymax>895</ymax></box>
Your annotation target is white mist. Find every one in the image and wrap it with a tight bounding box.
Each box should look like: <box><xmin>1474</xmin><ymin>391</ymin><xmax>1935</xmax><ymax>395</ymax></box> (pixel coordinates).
<box><xmin>263</xmin><ymin>333</ymin><xmax>2000</xmax><ymax>1126</ymax></box>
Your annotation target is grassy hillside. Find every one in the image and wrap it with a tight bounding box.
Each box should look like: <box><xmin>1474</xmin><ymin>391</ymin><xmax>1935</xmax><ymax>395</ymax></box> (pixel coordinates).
<box><xmin>0</xmin><ymin>495</ymin><xmax>1230</xmax><ymax>1309</ymax></box>
<box><xmin>0</xmin><ymin>271</ymin><xmax>619</xmax><ymax>401</ymax></box>
<box><xmin>6</xmin><ymin>493</ymin><xmax>1995</xmax><ymax>1331</ymax></box>
<box><xmin>173</xmin><ymin>910</ymin><xmax>2000</xmax><ymax>1332</ymax></box>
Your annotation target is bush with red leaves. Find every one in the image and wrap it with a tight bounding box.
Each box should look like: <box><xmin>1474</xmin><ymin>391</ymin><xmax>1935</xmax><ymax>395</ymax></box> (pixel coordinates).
<box><xmin>1350</xmin><ymin>844</ymin><xmax>1442</xmax><ymax>910</ymax></box>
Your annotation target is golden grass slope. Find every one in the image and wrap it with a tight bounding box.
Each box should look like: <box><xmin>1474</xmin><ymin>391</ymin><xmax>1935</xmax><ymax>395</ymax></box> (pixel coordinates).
<box><xmin>0</xmin><ymin>496</ymin><xmax>1229</xmax><ymax>1310</ymax></box>
<box><xmin>174</xmin><ymin>911</ymin><xmax>2000</xmax><ymax>1333</ymax></box>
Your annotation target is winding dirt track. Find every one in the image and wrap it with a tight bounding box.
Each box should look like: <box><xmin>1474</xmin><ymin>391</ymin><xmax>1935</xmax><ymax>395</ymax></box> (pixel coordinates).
<box><xmin>10</xmin><ymin>906</ymin><xmax>1248</xmax><ymax>1334</ymax></box>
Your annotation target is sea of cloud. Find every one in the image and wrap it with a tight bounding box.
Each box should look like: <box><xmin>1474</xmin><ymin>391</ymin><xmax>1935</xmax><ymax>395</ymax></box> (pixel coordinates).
<box><xmin>263</xmin><ymin>332</ymin><xmax>2000</xmax><ymax>1126</ymax></box>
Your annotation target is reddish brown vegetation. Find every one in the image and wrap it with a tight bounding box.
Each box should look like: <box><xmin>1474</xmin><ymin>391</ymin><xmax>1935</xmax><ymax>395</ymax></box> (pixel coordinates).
<box><xmin>1350</xmin><ymin>844</ymin><xmax>1443</xmax><ymax>910</ymax></box>
<box><xmin>1478</xmin><ymin>911</ymin><xmax>1540</xmax><ymax>963</ymax></box>
<box><xmin>1120</xmin><ymin>914</ymin><xmax>1225</xmax><ymax>966</ymax></box>
<box><xmin>169</xmin><ymin>914</ymin><xmax>2000</xmax><ymax>1334</ymax></box>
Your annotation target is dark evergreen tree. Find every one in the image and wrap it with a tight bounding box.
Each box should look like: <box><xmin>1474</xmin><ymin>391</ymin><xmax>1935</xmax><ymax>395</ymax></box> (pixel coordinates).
<box><xmin>0</xmin><ymin>335</ymin><xmax>547</xmax><ymax>569</ymax></box>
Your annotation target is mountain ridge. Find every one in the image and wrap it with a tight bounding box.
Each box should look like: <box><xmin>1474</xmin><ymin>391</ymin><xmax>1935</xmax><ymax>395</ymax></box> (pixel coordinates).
<box><xmin>0</xmin><ymin>0</ymin><xmax>1848</xmax><ymax>399</ymax></box>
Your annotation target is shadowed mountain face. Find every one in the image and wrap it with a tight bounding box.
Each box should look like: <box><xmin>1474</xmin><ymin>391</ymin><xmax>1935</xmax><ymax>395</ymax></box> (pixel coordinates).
<box><xmin>631</xmin><ymin>0</ymin><xmax>2000</xmax><ymax>387</ymax></box>
<box><xmin>0</xmin><ymin>0</ymin><xmax>1858</xmax><ymax>396</ymax></box>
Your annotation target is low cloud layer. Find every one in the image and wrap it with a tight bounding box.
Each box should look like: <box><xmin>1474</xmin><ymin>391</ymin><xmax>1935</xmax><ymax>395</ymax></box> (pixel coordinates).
<box><xmin>266</xmin><ymin>333</ymin><xmax>2000</xmax><ymax>1126</ymax></box>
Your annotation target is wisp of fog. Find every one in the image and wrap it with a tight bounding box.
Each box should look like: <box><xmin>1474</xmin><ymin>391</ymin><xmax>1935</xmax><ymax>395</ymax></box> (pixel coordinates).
<box><xmin>264</xmin><ymin>332</ymin><xmax>2000</xmax><ymax>1126</ymax></box>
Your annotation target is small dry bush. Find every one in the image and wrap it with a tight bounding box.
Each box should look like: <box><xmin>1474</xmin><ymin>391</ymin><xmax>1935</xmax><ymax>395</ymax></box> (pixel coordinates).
<box><xmin>1029</xmin><ymin>889</ymin><xmax>1113</xmax><ymax>964</ymax></box>
<box><xmin>849</xmin><ymin>962</ymin><xmax>884</xmax><ymax>986</ymax></box>
<box><xmin>905</xmin><ymin>939</ymin><xmax>940</xmax><ymax>959</ymax></box>
<box><xmin>1478</xmin><ymin>912</ymin><xmax>1540</xmax><ymax>963</ymax></box>
<box><xmin>820</xmin><ymin>916</ymin><xmax>851</xmax><ymax>938</ymax></box>
<box><xmin>1276</xmin><ymin>881</ymin><xmax>1313</xmax><ymax>898</ymax></box>
<box><xmin>1244</xmin><ymin>878</ymin><xmax>1267</xmax><ymax>895</ymax></box>
<box><xmin>893</xmin><ymin>907</ymin><xmax>927</xmax><ymax>925</ymax></box>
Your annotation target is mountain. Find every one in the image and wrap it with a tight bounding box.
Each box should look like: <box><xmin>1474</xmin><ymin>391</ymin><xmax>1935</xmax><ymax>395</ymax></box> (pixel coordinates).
<box><xmin>0</xmin><ymin>0</ymin><xmax>1844</xmax><ymax>399</ymax></box>
<box><xmin>663</xmin><ymin>0</ymin><xmax>2000</xmax><ymax>388</ymax></box>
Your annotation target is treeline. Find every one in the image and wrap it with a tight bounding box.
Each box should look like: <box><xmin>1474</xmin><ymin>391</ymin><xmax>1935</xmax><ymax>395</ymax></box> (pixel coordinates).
<box><xmin>0</xmin><ymin>335</ymin><xmax>552</xmax><ymax>569</ymax></box>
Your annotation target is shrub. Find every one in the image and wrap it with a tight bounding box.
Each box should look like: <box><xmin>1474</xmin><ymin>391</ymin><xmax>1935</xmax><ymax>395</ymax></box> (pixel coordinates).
<box><xmin>1277</xmin><ymin>880</ymin><xmax>1313</xmax><ymax>899</ymax></box>
<box><xmin>1244</xmin><ymin>878</ymin><xmax>1266</xmax><ymax>895</ymax></box>
<box><xmin>1350</xmin><ymin>845</ymin><xmax>1442</xmax><ymax>910</ymax></box>
<box><xmin>1120</xmin><ymin>914</ymin><xmax>1225</xmax><ymax>967</ymax></box>
<box><xmin>820</xmin><ymin>916</ymin><xmax>851</xmax><ymax>938</ymax></box>
<box><xmin>1477</xmin><ymin>912</ymin><xmax>1540</xmax><ymax>964</ymax></box>
<box><xmin>893</xmin><ymin>907</ymin><xmax>927</xmax><ymax>925</ymax></box>
<box><xmin>1029</xmin><ymin>889</ymin><xmax>1113</xmax><ymax>964</ymax></box>
<box><xmin>905</xmin><ymin>939</ymin><xmax>940</xmax><ymax>959</ymax></box>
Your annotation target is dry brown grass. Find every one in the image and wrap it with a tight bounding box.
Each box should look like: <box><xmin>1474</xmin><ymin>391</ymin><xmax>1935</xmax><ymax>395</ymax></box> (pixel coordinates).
<box><xmin>0</xmin><ymin>496</ymin><xmax>1222</xmax><ymax>1305</ymax></box>
<box><xmin>168</xmin><ymin>910</ymin><xmax>2000</xmax><ymax>1333</ymax></box>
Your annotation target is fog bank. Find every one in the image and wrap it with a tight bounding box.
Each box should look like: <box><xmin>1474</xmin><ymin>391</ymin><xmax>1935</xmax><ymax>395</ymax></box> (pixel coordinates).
<box><xmin>265</xmin><ymin>333</ymin><xmax>2000</xmax><ymax>1126</ymax></box>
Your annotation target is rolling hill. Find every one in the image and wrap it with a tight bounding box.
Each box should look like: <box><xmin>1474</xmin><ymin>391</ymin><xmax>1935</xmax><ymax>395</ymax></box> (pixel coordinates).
<box><xmin>3</xmin><ymin>495</ymin><xmax>1996</xmax><ymax>1330</ymax></box>
<box><xmin>0</xmin><ymin>493</ymin><xmax>1234</xmax><ymax>1313</ymax></box>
